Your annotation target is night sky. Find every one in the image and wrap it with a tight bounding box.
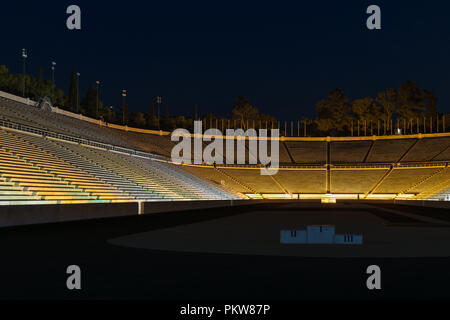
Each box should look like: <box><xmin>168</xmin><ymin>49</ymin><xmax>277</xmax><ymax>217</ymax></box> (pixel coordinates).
<box><xmin>1</xmin><ymin>0</ymin><xmax>449</xmax><ymax>120</ymax></box>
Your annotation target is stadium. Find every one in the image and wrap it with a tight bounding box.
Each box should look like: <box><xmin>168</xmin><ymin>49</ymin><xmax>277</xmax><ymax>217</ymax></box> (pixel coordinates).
<box><xmin>3</xmin><ymin>1</ymin><xmax>450</xmax><ymax>308</ymax></box>
<box><xmin>1</xmin><ymin>89</ymin><xmax>450</xmax><ymax>212</ymax></box>
<box><xmin>1</xmin><ymin>88</ymin><xmax>450</xmax><ymax>300</ymax></box>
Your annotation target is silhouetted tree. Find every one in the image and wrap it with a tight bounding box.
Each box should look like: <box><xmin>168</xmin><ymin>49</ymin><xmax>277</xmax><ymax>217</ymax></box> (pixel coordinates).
<box><xmin>396</xmin><ymin>81</ymin><xmax>427</xmax><ymax>120</ymax></box>
<box><xmin>232</xmin><ymin>96</ymin><xmax>259</xmax><ymax>122</ymax></box>
<box><xmin>67</xmin><ymin>69</ymin><xmax>78</xmax><ymax>112</ymax></box>
<box><xmin>315</xmin><ymin>88</ymin><xmax>351</xmax><ymax>134</ymax></box>
<box><xmin>131</xmin><ymin>112</ymin><xmax>146</xmax><ymax>128</ymax></box>
<box><xmin>376</xmin><ymin>88</ymin><xmax>397</xmax><ymax>123</ymax></box>
<box><xmin>80</xmin><ymin>84</ymin><xmax>97</xmax><ymax>117</ymax></box>
<box><xmin>37</xmin><ymin>66</ymin><xmax>43</xmax><ymax>98</ymax></box>
<box><xmin>425</xmin><ymin>90</ymin><xmax>438</xmax><ymax>117</ymax></box>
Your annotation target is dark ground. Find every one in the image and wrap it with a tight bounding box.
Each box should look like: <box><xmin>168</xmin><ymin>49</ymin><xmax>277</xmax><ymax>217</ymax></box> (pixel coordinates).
<box><xmin>0</xmin><ymin>202</ymin><xmax>449</xmax><ymax>300</ymax></box>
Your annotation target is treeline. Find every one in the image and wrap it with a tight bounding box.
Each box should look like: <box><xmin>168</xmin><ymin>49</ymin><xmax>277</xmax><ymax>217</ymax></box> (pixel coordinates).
<box><xmin>314</xmin><ymin>82</ymin><xmax>439</xmax><ymax>136</ymax></box>
<box><xmin>126</xmin><ymin>96</ymin><xmax>276</xmax><ymax>132</ymax></box>
<box><xmin>0</xmin><ymin>65</ymin><xmax>65</xmax><ymax>105</ymax></box>
<box><xmin>0</xmin><ymin>64</ymin><xmax>445</xmax><ymax>135</ymax></box>
<box><xmin>0</xmin><ymin>66</ymin><xmax>117</xmax><ymax>123</ymax></box>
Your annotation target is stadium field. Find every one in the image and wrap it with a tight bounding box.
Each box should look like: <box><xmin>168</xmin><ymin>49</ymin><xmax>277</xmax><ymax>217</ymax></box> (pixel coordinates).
<box><xmin>0</xmin><ymin>201</ymin><xmax>448</xmax><ymax>300</ymax></box>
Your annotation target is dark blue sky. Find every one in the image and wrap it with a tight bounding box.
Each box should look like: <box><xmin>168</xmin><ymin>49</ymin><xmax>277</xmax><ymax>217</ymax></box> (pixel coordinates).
<box><xmin>1</xmin><ymin>0</ymin><xmax>450</xmax><ymax>120</ymax></box>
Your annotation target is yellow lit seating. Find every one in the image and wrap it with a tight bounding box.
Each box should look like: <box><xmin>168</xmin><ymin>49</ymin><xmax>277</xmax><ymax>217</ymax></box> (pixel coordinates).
<box><xmin>12</xmin><ymin>132</ymin><xmax>163</xmax><ymax>201</ymax></box>
<box><xmin>284</xmin><ymin>141</ymin><xmax>327</xmax><ymax>164</ymax></box>
<box><xmin>0</xmin><ymin>129</ymin><xmax>131</xmax><ymax>203</ymax></box>
<box><xmin>331</xmin><ymin>141</ymin><xmax>372</xmax><ymax>163</ymax></box>
<box><xmin>0</xmin><ymin>175</ymin><xmax>42</xmax><ymax>203</ymax></box>
<box><xmin>403</xmin><ymin>137</ymin><xmax>450</xmax><ymax>162</ymax></box>
<box><xmin>123</xmin><ymin>155</ymin><xmax>235</xmax><ymax>200</ymax></box>
<box><xmin>62</xmin><ymin>143</ymin><xmax>182</xmax><ymax>200</ymax></box>
<box><xmin>374</xmin><ymin>167</ymin><xmax>444</xmax><ymax>195</ymax></box>
<box><xmin>0</xmin><ymin>145</ymin><xmax>97</xmax><ymax>204</ymax></box>
<box><xmin>181</xmin><ymin>165</ymin><xmax>253</xmax><ymax>196</ymax></box>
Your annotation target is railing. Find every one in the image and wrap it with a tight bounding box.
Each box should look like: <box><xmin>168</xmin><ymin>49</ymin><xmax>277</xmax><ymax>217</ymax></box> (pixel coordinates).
<box><xmin>1</xmin><ymin>118</ymin><xmax>449</xmax><ymax>171</ymax></box>
<box><xmin>397</xmin><ymin>162</ymin><xmax>448</xmax><ymax>168</ymax></box>
<box><xmin>0</xmin><ymin>118</ymin><xmax>167</xmax><ymax>162</ymax></box>
<box><xmin>332</xmin><ymin>164</ymin><xmax>391</xmax><ymax>169</ymax></box>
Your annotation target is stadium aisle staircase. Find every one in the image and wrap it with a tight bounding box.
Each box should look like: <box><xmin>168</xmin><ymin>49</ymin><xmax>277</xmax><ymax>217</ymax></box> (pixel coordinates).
<box><xmin>120</xmin><ymin>155</ymin><xmax>235</xmax><ymax>200</ymax></box>
<box><xmin>52</xmin><ymin>141</ymin><xmax>186</xmax><ymax>200</ymax></box>
<box><xmin>149</xmin><ymin>160</ymin><xmax>241</xmax><ymax>199</ymax></box>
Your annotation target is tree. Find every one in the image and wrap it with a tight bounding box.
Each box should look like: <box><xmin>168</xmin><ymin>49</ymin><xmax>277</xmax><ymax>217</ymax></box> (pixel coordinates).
<box><xmin>376</xmin><ymin>88</ymin><xmax>397</xmax><ymax>123</ymax></box>
<box><xmin>425</xmin><ymin>90</ymin><xmax>438</xmax><ymax>117</ymax></box>
<box><xmin>352</xmin><ymin>97</ymin><xmax>381</xmax><ymax>122</ymax></box>
<box><xmin>146</xmin><ymin>101</ymin><xmax>157</xmax><ymax>128</ymax></box>
<box><xmin>164</xmin><ymin>104</ymin><xmax>169</xmax><ymax>119</ymax></box>
<box><xmin>352</xmin><ymin>97</ymin><xmax>372</xmax><ymax>120</ymax></box>
<box><xmin>315</xmin><ymin>88</ymin><xmax>351</xmax><ymax>133</ymax></box>
<box><xmin>149</xmin><ymin>101</ymin><xmax>155</xmax><ymax>117</ymax></box>
<box><xmin>80</xmin><ymin>84</ymin><xmax>97</xmax><ymax>117</ymax></box>
<box><xmin>131</xmin><ymin>112</ymin><xmax>146</xmax><ymax>128</ymax></box>
<box><xmin>67</xmin><ymin>69</ymin><xmax>78</xmax><ymax>112</ymax></box>
<box><xmin>396</xmin><ymin>81</ymin><xmax>427</xmax><ymax>120</ymax></box>
<box><xmin>0</xmin><ymin>65</ymin><xmax>11</xmax><ymax>92</ymax></box>
<box><xmin>122</xmin><ymin>101</ymin><xmax>128</xmax><ymax>125</ymax></box>
<box><xmin>37</xmin><ymin>66</ymin><xmax>43</xmax><ymax>98</ymax></box>
<box><xmin>231</xmin><ymin>96</ymin><xmax>259</xmax><ymax>122</ymax></box>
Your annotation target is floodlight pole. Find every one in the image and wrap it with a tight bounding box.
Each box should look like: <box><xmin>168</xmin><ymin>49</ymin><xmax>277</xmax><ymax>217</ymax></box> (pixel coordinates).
<box><xmin>22</xmin><ymin>49</ymin><xmax>28</xmax><ymax>97</ymax></box>
<box><xmin>122</xmin><ymin>90</ymin><xmax>127</xmax><ymax>125</ymax></box>
<box><xmin>96</xmin><ymin>81</ymin><xmax>100</xmax><ymax>118</ymax></box>
<box><xmin>76</xmin><ymin>72</ymin><xmax>80</xmax><ymax>113</ymax></box>
<box><xmin>157</xmin><ymin>96</ymin><xmax>162</xmax><ymax>129</ymax></box>
<box><xmin>51</xmin><ymin>61</ymin><xmax>56</xmax><ymax>103</ymax></box>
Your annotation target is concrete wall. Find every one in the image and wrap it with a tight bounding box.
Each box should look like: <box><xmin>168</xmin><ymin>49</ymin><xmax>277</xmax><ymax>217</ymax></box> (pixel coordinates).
<box><xmin>1</xmin><ymin>198</ymin><xmax>448</xmax><ymax>228</ymax></box>
<box><xmin>393</xmin><ymin>200</ymin><xmax>450</xmax><ymax>209</ymax></box>
<box><xmin>0</xmin><ymin>202</ymin><xmax>138</xmax><ymax>228</ymax></box>
<box><xmin>0</xmin><ymin>200</ymin><xmax>263</xmax><ymax>228</ymax></box>
<box><xmin>141</xmin><ymin>199</ymin><xmax>263</xmax><ymax>215</ymax></box>
<box><xmin>0</xmin><ymin>90</ymin><xmax>36</xmax><ymax>106</ymax></box>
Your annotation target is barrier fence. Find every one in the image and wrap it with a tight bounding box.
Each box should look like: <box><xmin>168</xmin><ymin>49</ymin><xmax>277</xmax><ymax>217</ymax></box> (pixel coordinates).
<box><xmin>200</xmin><ymin>116</ymin><xmax>449</xmax><ymax>137</ymax></box>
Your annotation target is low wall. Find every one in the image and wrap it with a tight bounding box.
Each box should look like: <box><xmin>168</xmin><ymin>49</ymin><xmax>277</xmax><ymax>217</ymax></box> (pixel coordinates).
<box><xmin>0</xmin><ymin>90</ymin><xmax>36</xmax><ymax>106</ymax></box>
<box><xmin>141</xmin><ymin>199</ymin><xmax>263</xmax><ymax>215</ymax></box>
<box><xmin>51</xmin><ymin>106</ymin><xmax>169</xmax><ymax>136</ymax></box>
<box><xmin>0</xmin><ymin>200</ymin><xmax>263</xmax><ymax>228</ymax></box>
<box><xmin>0</xmin><ymin>202</ymin><xmax>138</xmax><ymax>228</ymax></box>
<box><xmin>393</xmin><ymin>200</ymin><xmax>450</xmax><ymax>209</ymax></box>
<box><xmin>0</xmin><ymin>199</ymin><xmax>448</xmax><ymax>228</ymax></box>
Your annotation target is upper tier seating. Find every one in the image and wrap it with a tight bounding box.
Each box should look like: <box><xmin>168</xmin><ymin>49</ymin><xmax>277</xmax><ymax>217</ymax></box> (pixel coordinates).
<box><xmin>0</xmin><ymin>97</ymin><xmax>175</xmax><ymax>157</ymax></box>
<box><xmin>402</xmin><ymin>137</ymin><xmax>450</xmax><ymax>162</ymax></box>
<box><xmin>284</xmin><ymin>141</ymin><xmax>327</xmax><ymax>164</ymax></box>
<box><xmin>2</xmin><ymin>97</ymin><xmax>450</xmax><ymax>165</ymax></box>
<box><xmin>330</xmin><ymin>141</ymin><xmax>372</xmax><ymax>163</ymax></box>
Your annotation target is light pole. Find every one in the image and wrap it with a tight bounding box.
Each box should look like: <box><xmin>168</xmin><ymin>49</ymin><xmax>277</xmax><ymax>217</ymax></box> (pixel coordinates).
<box><xmin>96</xmin><ymin>81</ymin><xmax>100</xmax><ymax>118</ymax></box>
<box><xmin>22</xmin><ymin>49</ymin><xmax>28</xmax><ymax>97</ymax></box>
<box><xmin>51</xmin><ymin>61</ymin><xmax>56</xmax><ymax>103</ymax></box>
<box><xmin>122</xmin><ymin>90</ymin><xmax>127</xmax><ymax>125</ymax></box>
<box><xmin>76</xmin><ymin>72</ymin><xmax>80</xmax><ymax>113</ymax></box>
<box><xmin>156</xmin><ymin>96</ymin><xmax>162</xmax><ymax>129</ymax></box>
